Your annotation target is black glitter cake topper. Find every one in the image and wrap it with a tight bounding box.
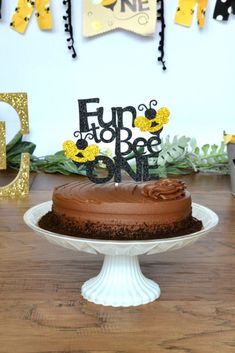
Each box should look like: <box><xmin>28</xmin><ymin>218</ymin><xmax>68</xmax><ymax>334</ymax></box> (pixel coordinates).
<box><xmin>63</xmin><ymin>98</ymin><xmax>170</xmax><ymax>184</ymax></box>
<box><xmin>63</xmin><ymin>0</ymin><xmax>77</xmax><ymax>59</ymax></box>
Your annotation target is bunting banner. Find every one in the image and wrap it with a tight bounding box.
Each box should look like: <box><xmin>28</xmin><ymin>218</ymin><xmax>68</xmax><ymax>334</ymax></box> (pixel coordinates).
<box><xmin>213</xmin><ymin>0</ymin><xmax>235</xmax><ymax>21</ymax></box>
<box><xmin>0</xmin><ymin>0</ymin><xmax>232</xmax><ymax>70</ymax></box>
<box><xmin>83</xmin><ymin>0</ymin><xmax>157</xmax><ymax>37</ymax></box>
<box><xmin>63</xmin><ymin>0</ymin><xmax>77</xmax><ymax>58</ymax></box>
<box><xmin>10</xmin><ymin>0</ymin><xmax>53</xmax><ymax>34</ymax></box>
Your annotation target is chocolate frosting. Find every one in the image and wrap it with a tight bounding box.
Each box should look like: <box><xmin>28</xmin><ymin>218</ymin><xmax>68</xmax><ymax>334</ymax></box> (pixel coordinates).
<box><xmin>141</xmin><ymin>179</ymin><xmax>186</xmax><ymax>201</ymax></box>
<box><xmin>52</xmin><ymin>179</ymin><xmax>192</xmax><ymax>226</ymax></box>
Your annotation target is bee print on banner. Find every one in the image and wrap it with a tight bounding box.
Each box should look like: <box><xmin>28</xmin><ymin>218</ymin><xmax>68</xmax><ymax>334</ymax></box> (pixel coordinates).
<box><xmin>174</xmin><ymin>0</ymin><xmax>208</xmax><ymax>29</ymax></box>
<box><xmin>99</xmin><ymin>0</ymin><xmax>118</xmax><ymax>11</ymax></box>
<box><xmin>10</xmin><ymin>0</ymin><xmax>53</xmax><ymax>34</ymax></box>
<box><xmin>213</xmin><ymin>0</ymin><xmax>235</xmax><ymax>21</ymax></box>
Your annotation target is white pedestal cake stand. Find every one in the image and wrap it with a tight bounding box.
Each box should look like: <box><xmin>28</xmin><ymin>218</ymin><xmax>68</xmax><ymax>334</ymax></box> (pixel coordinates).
<box><xmin>24</xmin><ymin>202</ymin><xmax>218</xmax><ymax>307</ymax></box>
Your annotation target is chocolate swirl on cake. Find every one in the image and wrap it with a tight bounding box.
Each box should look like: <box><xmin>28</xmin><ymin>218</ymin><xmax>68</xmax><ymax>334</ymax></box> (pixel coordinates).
<box><xmin>141</xmin><ymin>179</ymin><xmax>186</xmax><ymax>201</ymax></box>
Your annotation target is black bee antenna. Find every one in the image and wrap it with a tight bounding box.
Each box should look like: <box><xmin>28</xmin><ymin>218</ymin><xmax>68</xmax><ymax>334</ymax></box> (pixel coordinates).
<box><xmin>84</xmin><ymin>132</ymin><xmax>94</xmax><ymax>141</ymax></box>
<box><xmin>74</xmin><ymin>131</ymin><xmax>82</xmax><ymax>139</ymax></box>
<box><xmin>63</xmin><ymin>0</ymin><xmax>77</xmax><ymax>59</ymax></box>
<box><xmin>138</xmin><ymin>103</ymin><xmax>148</xmax><ymax>111</ymax></box>
<box><xmin>149</xmin><ymin>100</ymin><xmax>158</xmax><ymax>108</ymax></box>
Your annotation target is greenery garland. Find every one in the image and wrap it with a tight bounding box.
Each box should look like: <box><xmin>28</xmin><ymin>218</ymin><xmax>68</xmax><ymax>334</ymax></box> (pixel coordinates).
<box><xmin>6</xmin><ymin>131</ymin><xmax>229</xmax><ymax>177</ymax></box>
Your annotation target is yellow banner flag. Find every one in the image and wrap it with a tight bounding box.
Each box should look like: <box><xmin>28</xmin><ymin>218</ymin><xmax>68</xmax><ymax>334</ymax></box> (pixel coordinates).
<box><xmin>83</xmin><ymin>0</ymin><xmax>157</xmax><ymax>37</ymax></box>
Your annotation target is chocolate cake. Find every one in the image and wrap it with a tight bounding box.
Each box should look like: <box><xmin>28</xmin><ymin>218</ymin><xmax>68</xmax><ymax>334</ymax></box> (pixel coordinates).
<box><xmin>39</xmin><ymin>178</ymin><xmax>203</xmax><ymax>240</ymax></box>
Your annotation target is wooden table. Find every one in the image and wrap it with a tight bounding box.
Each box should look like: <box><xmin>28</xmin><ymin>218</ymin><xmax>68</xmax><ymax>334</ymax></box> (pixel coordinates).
<box><xmin>0</xmin><ymin>171</ymin><xmax>235</xmax><ymax>353</ymax></box>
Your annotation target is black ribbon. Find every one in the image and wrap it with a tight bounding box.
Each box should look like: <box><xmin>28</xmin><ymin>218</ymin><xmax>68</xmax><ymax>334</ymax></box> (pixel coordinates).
<box><xmin>63</xmin><ymin>0</ymin><xmax>77</xmax><ymax>58</ymax></box>
<box><xmin>0</xmin><ymin>0</ymin><xmax>2</xmax><ymax>19</ymax></box>
<box><xmin>157</xmin><ymin>0</ymin><xmax>166</xmax><ymax>71</ymax></box>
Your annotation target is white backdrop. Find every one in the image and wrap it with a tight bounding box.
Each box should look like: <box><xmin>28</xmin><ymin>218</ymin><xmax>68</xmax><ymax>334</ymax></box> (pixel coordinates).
<box><xmin>0</xmin><ymin>0</ymin><xmax>235</xmax><ymax>156</ymax></box>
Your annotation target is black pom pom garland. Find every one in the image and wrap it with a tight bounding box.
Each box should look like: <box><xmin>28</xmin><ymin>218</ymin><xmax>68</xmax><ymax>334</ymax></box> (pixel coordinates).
<box><xmin>157</xmin><ymin>0</ymin><xmax>166</xmax><ymax>71</ymax></box>
<box><xmin>63</xmin><ymin>0</ymin><xmax>77</xmax><ymax>59</ymax></box>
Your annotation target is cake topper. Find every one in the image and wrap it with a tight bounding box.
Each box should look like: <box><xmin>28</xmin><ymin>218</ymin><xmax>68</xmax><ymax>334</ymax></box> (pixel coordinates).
<box><xmin>63</xmin><ymin>98</ymin><xmax>170</xmax><ymax>184</ymax></box>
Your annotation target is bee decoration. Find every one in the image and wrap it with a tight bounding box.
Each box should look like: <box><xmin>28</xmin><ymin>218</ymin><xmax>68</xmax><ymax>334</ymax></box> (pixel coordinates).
<box><xmin>45</xmin><ymin>4</ymin><xmax>50</xmax><ymax>14</ymax></box>
<box><xmin>134</xmin><ymin>99</ymin><xmax>170</xmax><ymax>134</ymax></box>
<box><xmin>93</xmin><ymin>0</ymin><xmax>117</xmax><ymax>11</ymax></box>
<box><xmin>27</xmin><ymin>0</ymin><xmax>35</xmax><ymax>6</ymax></box>
<box><xmin>24</xmin><ymin>15</ymin><xmax>30</xmax><ymax>22</ymax></box>
<box><xmin>63</xmin><ymin>131</ymin><xmax>100</xmax><ymax>164</ymax></box>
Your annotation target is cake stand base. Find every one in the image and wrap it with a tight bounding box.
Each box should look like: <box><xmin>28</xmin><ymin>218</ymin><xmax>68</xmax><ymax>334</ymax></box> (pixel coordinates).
<box><xmin>24</xmin><ymin>202</ymin><xmax>219</xmax><ymax>308</ymax></box>
<box><xmin>81</xmin><ymin>255</ymin><xmax>160</xmax><ymax>307</ymax></box>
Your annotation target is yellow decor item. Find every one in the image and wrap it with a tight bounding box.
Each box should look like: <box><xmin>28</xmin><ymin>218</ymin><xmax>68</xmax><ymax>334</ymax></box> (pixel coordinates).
<box><xmin>10</xmin><ymin>0</ymin><xmax>53</xmax><ymax>34</ymax></box>
<box><xmin>224</xmin><ymin>133</ymin><xmax>235</xmax><ymax>144</ymax></box>
<box><xmin>63</xmin><ymin>140</ymin><xmax>100</xmax><ymax>164</ymax></box>
<box><xmin>101</xmin><ymin>0</ymin><xmax>117</xmax><ymax>6</ymax></box>
<box><xmin>135</xmin><ymin>107</ymin><xmax>170</xmax><ymax>133</ymax></box>
<box><xmin>0</xmin><ymin>92</ymin><xmax>30</xmax><ymax>199</ymax></box>
<box><xmin>0</xmin><ymin>121</ymin><xmax>6</xmax><ymax>170</ymax></box>
<box><xmin>174</xmin><ymin>0</ymin><xmax>208</xmax><ymax>29</ymax></box>
<box><xmin>0</xmin><ymin>153</ymin><xmax>30</xmax><ymax>198</ymax></box>
<box><xmin>83</xmin><ymin>0</ymin><xmax>156</xmax><ymax>37</ymax></box>
<box><xmin>0</xmin><ymin>93</ymin><xmax>29</xmax><ymax>133</ymax></box>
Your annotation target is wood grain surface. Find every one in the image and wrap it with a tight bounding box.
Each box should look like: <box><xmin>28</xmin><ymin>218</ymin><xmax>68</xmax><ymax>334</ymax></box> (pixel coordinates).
<box><xmin>0</xmin><ymin>171</ymin><xmax>235</xmax><ymax>353</ymax></box>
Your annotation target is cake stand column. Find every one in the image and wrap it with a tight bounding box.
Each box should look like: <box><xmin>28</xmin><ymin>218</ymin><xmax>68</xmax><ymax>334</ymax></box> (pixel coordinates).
<box><xmin>81</xmin><ymin>255</ymin><xmax>161</xmax><ymax>307</ymax></box>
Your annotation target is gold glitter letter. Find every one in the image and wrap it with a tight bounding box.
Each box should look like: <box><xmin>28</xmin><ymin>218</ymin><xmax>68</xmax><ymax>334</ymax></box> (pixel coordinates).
<box><xmin>0</xmin><ymin>121</ymin><xmax>6</xmax><ymax>170</ymax></box>
<box><xmin>0</xmin><ymin>93</ymin><xmax>30</xmax><ymax>199</ymax></box>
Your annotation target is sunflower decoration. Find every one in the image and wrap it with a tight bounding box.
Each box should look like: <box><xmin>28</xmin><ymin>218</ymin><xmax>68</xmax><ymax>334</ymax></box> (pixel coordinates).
<box><xmin>93</xmin><ymin>0</ymin><xmax>118</xmax><ymax>11</ymax></box>
<box><xmin>63</xmin><ymin>132</ymin><xmax>100</xmax><ymax>164</ymax></box>
<box><xmin>134</xmin><ymin>100</ymin><xmax>170</xmax><ymax>134</ymax></box>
